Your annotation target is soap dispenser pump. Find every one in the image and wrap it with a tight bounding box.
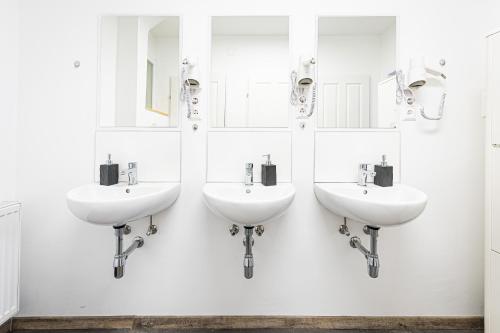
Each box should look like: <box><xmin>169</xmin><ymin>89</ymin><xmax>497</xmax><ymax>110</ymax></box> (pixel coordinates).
<box><xmin>374</xmin><ymin>154</ymin><xmax>393</xmax><ymax>187</ymax></box>
<box><xmin>261</xmin><ymin>154</ymin><xmax>277</xmax><ymax>186</ymax></box>
<box><xmin>100</xmin><ymin>153</ymin><xmax>119</xmax><ymax>186</ymax></box>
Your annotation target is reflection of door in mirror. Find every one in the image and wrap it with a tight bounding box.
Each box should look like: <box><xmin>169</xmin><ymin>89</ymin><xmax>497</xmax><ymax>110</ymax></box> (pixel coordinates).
<box><xmin>317</xmin><ymin>17</ymin><xmax>397</xmax><ymax>129</ymax></box>
<box><xmin>99</xmin><ymin>16</ymin><xmax>180</xmax><ymax>128</ymax></box>
<box><xmin>319</xmin><ymin>75</ymin><xmax>370</xmax><ymax>128</ymax></box>
<box><xmin>210</xmin><ymin>17</ymin><xmax>289</xmax><ymax>128</ymax></box>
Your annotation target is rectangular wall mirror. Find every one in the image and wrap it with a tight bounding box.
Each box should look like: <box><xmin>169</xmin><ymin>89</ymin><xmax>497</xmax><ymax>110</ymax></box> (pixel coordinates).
<box><xmin>317</xmin><ymin>16</ymin><xmax>397</xmax><ymax>129</ymax></box>
<box><xmin>99</xmin><ymin>16</ymin><xmax>180</xmax><ymax>128</ymax></box>
<box><xmin>210</xmin><ymin>16</ymin><xmax>289</xmax><ymax>128</ymax></box>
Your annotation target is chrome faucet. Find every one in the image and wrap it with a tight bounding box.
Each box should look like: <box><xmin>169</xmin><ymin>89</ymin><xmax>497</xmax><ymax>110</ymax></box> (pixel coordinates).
<box><xmin>245</xmin><ymin>163</ymin><xmax>253</xmax><ymax>186</ymax></box>
<box><xmin>121</xmin><ymin>162</ymin><xmax>138</xmax><ymax>185</ymax></box>
<box><xmin>358</xmin><ymin>163</ymin><xmax>376</xmax><ymax>186</ymax></box>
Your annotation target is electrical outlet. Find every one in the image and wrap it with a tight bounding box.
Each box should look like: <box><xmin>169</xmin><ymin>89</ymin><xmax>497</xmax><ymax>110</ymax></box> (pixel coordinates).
<box><xmin>189</xmin><ymin>107</ymin><xmax>201</xmax><ymax>121</ymax></box>
<box><xmin>401</xmin><ymin>105</ymin><xmax>417</xmax><ymax>121</ymax></box>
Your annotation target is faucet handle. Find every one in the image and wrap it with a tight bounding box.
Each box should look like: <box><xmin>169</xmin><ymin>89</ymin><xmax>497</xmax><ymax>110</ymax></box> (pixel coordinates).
<box><xmin>128</xmin><ymin>162</ymin><xmax>137</xmax><ymax>169</ymax></box>
<box><xmin>245</xmin><ymin>162</ymin><xmax>253</xmax><ymax>169</ymax></box>
<box><xmin>359</xmin><ymin>163</ymin><xmax>369</xmax><ymax>170</ymax></box>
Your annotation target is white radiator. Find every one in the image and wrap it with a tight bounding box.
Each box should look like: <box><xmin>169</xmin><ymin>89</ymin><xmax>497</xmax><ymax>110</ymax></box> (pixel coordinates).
<box><xmin>0</xmin><ymin>202</ymin><xmax>20</xmax><ymax>326</ymax></box>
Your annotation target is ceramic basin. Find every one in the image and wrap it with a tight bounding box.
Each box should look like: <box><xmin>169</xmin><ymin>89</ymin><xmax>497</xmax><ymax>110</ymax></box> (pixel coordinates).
<box><xmin>314</xmin><ymin>183</ymin><xmax>427</xmax><ymax>227</ymax></box>
<box><xmin>203</xmin><ymin>183</ymin><xmax>295</xmax><ymax>226</ymax></box>
<box><xmin>67</xmin><ymin>183</ymin><xmax>180</xmax><ymax>226</ymax></box>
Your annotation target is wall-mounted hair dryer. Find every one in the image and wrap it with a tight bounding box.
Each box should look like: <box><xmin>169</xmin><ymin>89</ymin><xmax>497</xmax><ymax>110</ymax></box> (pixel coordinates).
<box><xmin>180</xmin><ymin>58</ymin><xmax>200</xmax><ymax>120</ymax></box>
<box><xmin>407</xmin><ymin>57</ymin><xmax>447</xmax><ymax>120</ymax></box>
<box><xmin>181</xmin><ymin>58</ymin><xmax>200</xmax><ymax>88</ymax></box>
<box><xmin>297</xmin><ymin>57</ymin><xmax>316</xmax><ymax>86</ymax></box>
<box><xmin>408</xmin><ymin>57</ymin><xmax>446</xmax><ymax>88</ymax></box>
<box><xmin>291</xmin><ymin>57</ymin><xmax>316</xmax><ymax>118</ymax></box>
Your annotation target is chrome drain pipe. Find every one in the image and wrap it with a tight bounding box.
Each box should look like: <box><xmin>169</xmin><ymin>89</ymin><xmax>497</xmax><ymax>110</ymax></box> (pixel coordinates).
<box><xmin>243</xmin><ymin>226</ymin><xmax>254</xmax><ymax>279</ymax></box>
<box><xmin>113</xmin><ymin>225</ymin><xmax>144</xmax><ymax>279</ymax></box>
<box><xmin>350</xmin><ymin>226</ymin><xmax>380</xmax><ymax>278</ymax></box>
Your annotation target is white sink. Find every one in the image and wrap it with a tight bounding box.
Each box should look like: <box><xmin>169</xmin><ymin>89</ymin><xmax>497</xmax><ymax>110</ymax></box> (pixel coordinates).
<box><xmin>203</xmin><ymin>183</ymin><xmax>295</xmax><ymax>226</ymax></box>
<box><xmin>67</xmin><ymin>183</ymin><xmax>180</xmax><ymax>226</ymax></box>
<box><xmin>314</xmin><ymin>183</ymin><xmax>427</xmax><ymax>227</ymax></box>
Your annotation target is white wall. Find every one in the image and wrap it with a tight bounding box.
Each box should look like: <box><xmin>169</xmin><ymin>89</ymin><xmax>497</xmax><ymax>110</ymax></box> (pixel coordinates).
<box><xmin>485</xmin><ymin>0</ymin><xmax>500</xmax><ymax>33</ymax></box>
<box><xmin>16</xmin><ymin>0</ymin><xmax>486</xmax><ymax>317</ymax></box>
<box><xmin>94</xmin><ymin>130</ymin><xmax>181</xmax><ymax>183</ymax></box>
<box><xmin>0</xmin><ymin>0</ymin><xmax>18</xmax><ymax>202</ymax></box>
<box><xmin>314</xmin><ymin>131</ymin><xmax>400</xmax><ymax>183</ymax></box>
<box><xmin>483</xmin><ymin>5</ymin><xmax>500</xmax><ymax>332</ymax></box>
<box><xmin>207</xmin><ymin>131</ymin><xmax>292</xmax><ymax>183</ymax></box>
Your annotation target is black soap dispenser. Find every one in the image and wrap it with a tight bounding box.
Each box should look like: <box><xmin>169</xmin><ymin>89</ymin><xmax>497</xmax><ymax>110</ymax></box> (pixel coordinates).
<box><xmin>374</xmin><ymin>154</ymin><xmax>393</xmax><ymax>187</ymax></box>
<box><xmin>100</xmin><ymin>153</ymin><xmax>119</xmax><ymax>186</ymax></box>
<box><xmin>261</xmin><ymin>154</ymin><xmax>277</xmax><ymax>186</ymax></box>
